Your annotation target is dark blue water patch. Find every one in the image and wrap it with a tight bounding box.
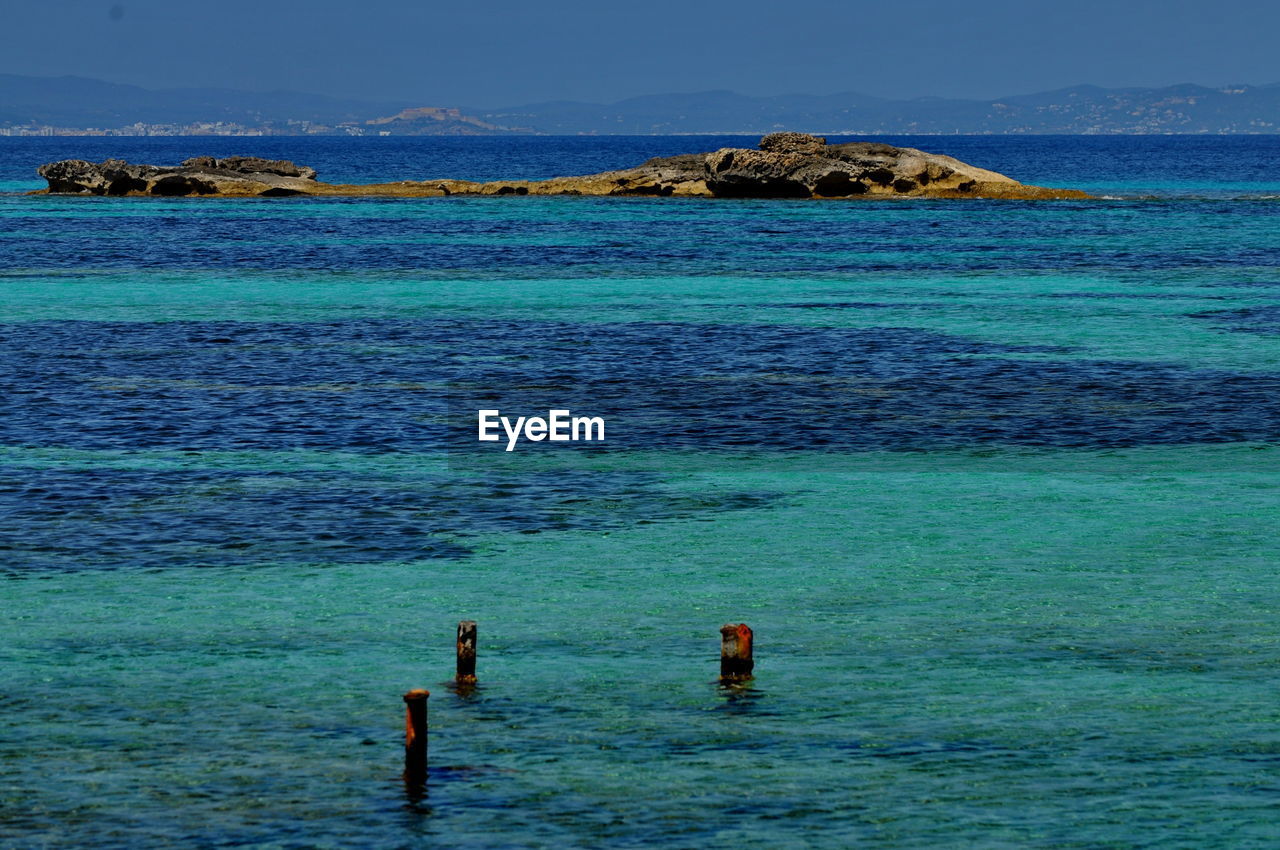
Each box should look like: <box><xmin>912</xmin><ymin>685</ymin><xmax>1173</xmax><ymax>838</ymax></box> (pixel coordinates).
<box><xmin>0</xmin><ymin>465</ymin><xmax>777</xmax><ymax>576</ymax></box>
<box><xmin>443</xmin><ymin>320</ymin><xmax>1280</xmax><ymax>451</ymax></box>
<box><xmin>1041</xmin><ymin>292</ymin><xmax>1235</xmax><ymax>300</ymax></box>
<box><xmin>8</xmin><ymin>195</ymin><xmax>1280</xmax><ymax>278</ymax></box>
<box><xmin>3</xmin><ymin>319</ymin><xmax>1280</xmax><ymax>458</ymax></box>
<box><xmin>1187</xmin><ymin>304</ymin><xmax>1280</xmax><ymax>335</ymax></box>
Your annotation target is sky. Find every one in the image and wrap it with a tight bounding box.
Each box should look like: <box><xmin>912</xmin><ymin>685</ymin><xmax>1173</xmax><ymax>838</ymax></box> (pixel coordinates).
<box><xmin>4</xmin><ymin>0</ymin><xmax>1280</xmax><ymax>106</ymax></box>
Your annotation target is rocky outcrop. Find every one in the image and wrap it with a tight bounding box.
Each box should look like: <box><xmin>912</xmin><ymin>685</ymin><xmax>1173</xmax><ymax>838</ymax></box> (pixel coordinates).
<box><xmin>178</xmin><ymin>156</ymin><xmax>318</xmax><ymax>180</ymax></box>
<box><xmin>36</xmin><ymin>134</ymin><xmax>1088</xmax><ymax>200</ymax></box>
<box><xmin>758</xmin><ymin>131</ymin><xmax>828</xmax><ymax>154</ymax></box>
<box><xmin>705</xmin><ymin>136</ymin><xmax>996</xmax><ymax>198</ymax></box>
<box><xmin>36</xmin><ymin>157</ymin><xmax>320</xmax><ymax>197</ymax></box>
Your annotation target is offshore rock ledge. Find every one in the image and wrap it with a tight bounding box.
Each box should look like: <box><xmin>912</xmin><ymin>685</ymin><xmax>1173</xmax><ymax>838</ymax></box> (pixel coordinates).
<box><xmin>35</xmin><ymin>133</ymin><xmax>1089</xmax><ymax>200</ymax></box>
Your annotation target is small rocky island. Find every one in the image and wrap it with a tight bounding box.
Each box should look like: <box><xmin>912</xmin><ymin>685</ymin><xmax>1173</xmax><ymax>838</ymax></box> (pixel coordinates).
<box><xmin>36</xmin><ymin>132</ymin><xmax>1087</xmax><ymax>200</ymax></box>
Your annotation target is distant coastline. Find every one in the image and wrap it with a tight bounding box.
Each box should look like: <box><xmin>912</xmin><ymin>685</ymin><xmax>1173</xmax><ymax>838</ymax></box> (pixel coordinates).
<box><xmin>9</xmin><ymin>127</ymin><xmax>1280</xmax><ymax>138</ymax></box>
<box><xmin>5</xmin><ymin>74</ymin><xmax>1280</xmax><ymax>136</ymax></box>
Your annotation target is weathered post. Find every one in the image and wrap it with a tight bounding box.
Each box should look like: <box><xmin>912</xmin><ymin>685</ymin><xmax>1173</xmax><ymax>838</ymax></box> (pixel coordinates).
<box><xmin>456</xmin><ymin>620</ymin><xmax>477</xmax><ymax>686</ymax></box>
<box><xmin>403</xmin><ymin>689</ymin><xmax>430</xmax><ymax>783</ymax></box>
<box><xmin>720</xmin><ymin>623</ymin><xmax>754</xmax><ymax>681</ymax></box>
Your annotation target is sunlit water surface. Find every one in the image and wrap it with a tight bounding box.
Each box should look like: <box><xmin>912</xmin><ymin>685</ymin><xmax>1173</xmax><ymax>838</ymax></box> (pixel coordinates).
<box><xmin>2</xmin><ymin>136</ymin><xmax>1280</xmax><ymax>848</ymax></box>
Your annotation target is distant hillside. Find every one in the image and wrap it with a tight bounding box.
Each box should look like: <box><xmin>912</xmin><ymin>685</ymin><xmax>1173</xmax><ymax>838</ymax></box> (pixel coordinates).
<box><xmin>472</xmin><ymin>85</ymin><xmax>1280</xmax><ymax>134</ymax></box>
<box><xmin>0</xmin><ymin>74</ymin><xmax>406</xmax><ymax>129</ymax></box>
<box><xmin>365</xmin><ymin>106</ymin><xmax>521</xmax><ymax>135</ymax></box>
<box><xmin>3</xmin><ymin>74</ymin><xmax>1280</xmax><ymax>134</ymax></box>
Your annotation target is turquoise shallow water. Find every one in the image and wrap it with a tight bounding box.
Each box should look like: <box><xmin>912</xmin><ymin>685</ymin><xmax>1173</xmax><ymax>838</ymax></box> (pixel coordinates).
<box><xmin>3</xmin><ymin>137</ymin><xmax>1280</xmax><ymax>848</ymax></box>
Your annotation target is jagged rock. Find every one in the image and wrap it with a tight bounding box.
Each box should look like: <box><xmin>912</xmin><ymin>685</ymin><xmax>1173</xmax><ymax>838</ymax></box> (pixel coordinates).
<box><xmin>36</xmin><ymin>135</ymin><xmax>1088</xmax><ymax>200</ymax></box>
<box><xmin>37</xmin><ymin>156</ymin><xmax>322</xmax><ymax>197</ymax></box>
<box><xmin>180</xmin><ymin>156</ymin><xmax>318</xmax><ymax>180</ymax></box>
<box><xmin>759</xmin><ymin>132</ymin><xmax>828</xmax><ymax>154</ymax></box>
<box><xmin>699</xmin><ymin>135</ymin><xmax>1039</xmax><ymax>198</ymax></box>
<box><xmin>38</xmin><ymin>159</ymin><xmax>150</xmax><ymax>195</ymax></box>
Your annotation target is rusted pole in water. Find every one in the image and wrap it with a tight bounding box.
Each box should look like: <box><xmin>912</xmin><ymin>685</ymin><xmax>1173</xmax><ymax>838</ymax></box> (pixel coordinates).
<box><xmin>720</xmin><ymin>623</ymin><xmax>754</xmax><ymax>681</ymax></box>
<box><xmin>456</xmin><ymin>620</ymin><xmax>477</xmax><ymax>686</ymax></box>
<box><xmin>403</xmin><ymin>689</ymin><xmax>430</xmax><ymax>782</ymax></box>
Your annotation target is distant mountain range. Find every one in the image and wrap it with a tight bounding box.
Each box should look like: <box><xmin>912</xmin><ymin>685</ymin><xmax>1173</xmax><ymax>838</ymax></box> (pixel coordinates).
<box><xmin>477</xmin><ymin>85</ymin><xmax>1280</xmax><ymax>135</ymax></box>
<box><xmin>3</xmin><ymin>74</ymin><xmax>1280</xmax><ymax>135</ymax></box>
<box><xmin>0</xmin><ymin>74</ymin><xmax>405</xmax><ymax>129</ymax></box>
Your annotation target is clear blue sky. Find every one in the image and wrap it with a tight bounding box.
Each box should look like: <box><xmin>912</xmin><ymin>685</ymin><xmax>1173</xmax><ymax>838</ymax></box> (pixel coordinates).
<box><xmin>6</xmin><ymin>0</ymin><xmax>1279</xmax><ymax>106</ymax></box>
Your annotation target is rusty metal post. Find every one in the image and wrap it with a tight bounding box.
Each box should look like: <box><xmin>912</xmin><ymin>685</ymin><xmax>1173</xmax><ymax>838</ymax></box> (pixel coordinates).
<box><xmin>456</xmin><ymin>620</ymin><xmax>477</xmax><ymax>685</ymax></box>
<box><xmin>403</xmin><ymin>689</ymin><xmax>430</xmax><ymax>782</ymax></box>
<box><xmin>720</xmin><ymin>623</ymin><xmax>754</xmax><ymax>680</ymax></box>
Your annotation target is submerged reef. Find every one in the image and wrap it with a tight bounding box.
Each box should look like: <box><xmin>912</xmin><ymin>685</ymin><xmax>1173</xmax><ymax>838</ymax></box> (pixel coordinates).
<box><xmin>36</xmin><ymin>133</ymin><xmax>1088</xmax><ymax>200</ymax></box>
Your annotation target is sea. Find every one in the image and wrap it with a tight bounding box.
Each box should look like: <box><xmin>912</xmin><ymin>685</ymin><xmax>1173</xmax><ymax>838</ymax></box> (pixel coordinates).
<box><xmin>2</xmin><ymin>135</ymin><xmax>1280</xmax><ymax>848</ymax></box>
